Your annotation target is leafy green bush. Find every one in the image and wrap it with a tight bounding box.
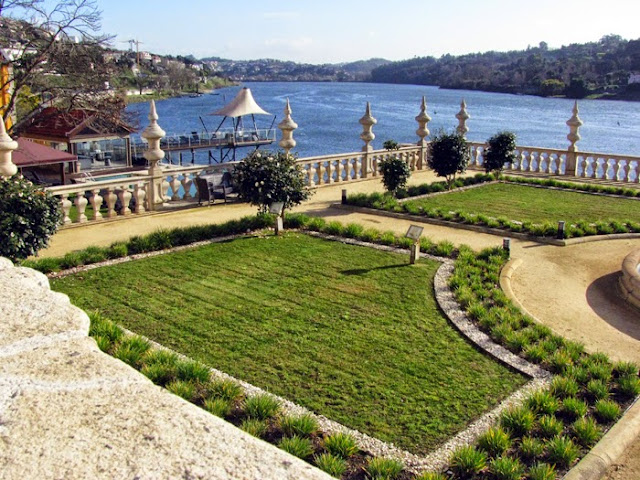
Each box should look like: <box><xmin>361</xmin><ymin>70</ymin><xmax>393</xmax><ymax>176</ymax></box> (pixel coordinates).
<box><xmin>166</xmin><ymin>379</ymin><xmax>197</xmax><ymax>402</ymax></box>
<box><xmin>546</xmin><ymin>435</ymin><xmax>579</xmax><ymax>468</ymax></box>
<box><xmin>379</xmin><ymin>155</ymin><xmax>411</xmax><ymax>197</ymax></box>
<box><xmin>613</xmin><ymin>361</ymin><xmax>639</xmax><ymax>378</ymax></box>
<box><xmin>240</xmin><ymin>418</ymin><xmax>267</xmax><ymax>438</ymax></box>
<box><xmin>313</xmin><ymin>453</ymin><xmax>347</xmax><ymax>478</ymax></box>
<box><xmin>526</xmin><ymin>390</ymin><xmax>559</xmax><ymax>417</ymax></box>
<box><xmin>519</xmin><ymin>436</ymin><xmax>545</xmax><ymax>462</ymax></box>
<box><xmin>489</xmin><ymin>455</ymin><xmax>525</xmax><ymax>480</ymax></box>
<box><xmin>616</xmin><ymin>376</ymin><xmax>640</xmax><ymax>399</ymax></box>
<box><xmin>484</xmin><ymin>131</ymin><xmax>517</xmax><ymax>174</ymax></box>
<box><xmin>175</xmin><ymin>359</ymin><xmax>211</xmax><ymax>384</ymax></box>
<box><xmin>427</xmin><ymin>130</ymin><xmax>469</xmax><ymax>189</ymax></box>
<box><xmin>538</xmin><ymin>415</ymin><xmax>564</xmax><ymax>438</ymax></box>
<box><xmin>500</xmin><ymin>406</ymin><xmax>535</xmax><ymax>437</ymax></box>
<box><xmin>204</xmin><ymin>397</ymin><xmax>233</xmax><ymax>418</ymax></box>
<box><xmin>561</xmin><ymin>397</ymin><xmax>588</xmax><ymax>420</ymax></box>
<box><xmin>572</xmin><ymin>417</ymin><xmax>601</xmax><ymax>447</ymax></box>
<box><xmin>280</xmin><ymin>414</ymin><xmax>319</xmax><ymax>438</ymax></box>
<box><xmin>593</xmin><ymin>399</ymin><xmax>621</xmax><ymax>424</ymax></box>
<box><xmin>551</xmin><ymin>376</ymin><xmax>579</xmax><ymax>398</ymax></box>
<box><xmin>585</xmin><ymin>379</ymin><xmax>610</xmax><ymax>402</ymax></box>
<box><xmin>279</xmin><ymin>435</ymin><xmax>314</xmax><ymax>460</ymax></box>
<box><xmin>365</xmin><ymin>457</ymin><xmax>404</xmax><ymax>480</ymax></box>
<box><xmin>450</xmin><ymin>445</ymin><xmax>487</xmax><ymax>478</ymax></box>
<box><xmin>106</xmin><ymin>241</ymin><xmax>128</xmax><ymax>259</ymax></box>
<box><xmin>324</xmin><ymin>432</ymin><xmax>358</xmax><ymax>459</ymax></box>
<box><xmin>233</xmin><ymin>150</ymin><xmax>312</xmax><ymax>215</ymax></box>
<box><xmin>208</xmin><ymin>378</ymin><xmax>244</xmax><ymax>402</ymax></box>
<box><xmin>244</xmin><ymin>394</ymin><xmax>281</xmax><ymax>420</ymax></box>
<box><xmin>0</xmin><ymin>174</ymin><xmax>61</xmax><ymax>261</ymax></box>
<box><xmin>527</xmin><ymin>462</ymin><xmax>556</xmax><ymax>480</ymax></box>
<box><xmin>477</xmin><ymin>426</ymin><xmax>511</xmax><ymax>458</ymax></box>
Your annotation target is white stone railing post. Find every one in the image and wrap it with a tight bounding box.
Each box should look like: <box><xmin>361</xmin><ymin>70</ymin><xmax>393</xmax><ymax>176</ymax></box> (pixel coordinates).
<box><xmin>359</xmin><ymin>102</ymin><xmax>377</xmax><ymax>178</ymax></box>
<box><xmin>456</xmin><ymin>99</ymin><xmax>470</xmax><ymax>138</ymax></box>
<box><xmin>566</xmin><ymin>101</ymin><xmax>583</xmax><ymax>176</ymax></box>
<box><xmin>415</xmin><ymin>96</ymin><xmax>431</xmax><ymax>170</ymax></box>
<box><xmin>141</xmin><ymin>100</ymin><xmax>167</xmax><ymax>210</ymax></box>
<box><xmin>278</xmin><ymin>98</ymin><xmax>297</xmax><ymax>156</ymax></box>
<box><xmin>0</xmin><ymin>119</ymin><xmax>18</xmax><ymax>178</ymax></box>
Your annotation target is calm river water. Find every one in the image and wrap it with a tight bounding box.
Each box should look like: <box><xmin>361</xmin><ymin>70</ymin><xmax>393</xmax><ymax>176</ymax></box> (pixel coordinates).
<box><xmin>126</xmin><ymin>82</ymin><xmax>640</xmax><ymax>162</ymax></box>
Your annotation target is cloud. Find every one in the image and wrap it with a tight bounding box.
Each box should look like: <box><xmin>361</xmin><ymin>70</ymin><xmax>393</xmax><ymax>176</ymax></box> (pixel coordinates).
<box><xmin>263</xmin><ymin>11</ymin><xmax>300</xmax><ymax>20</ymax></box>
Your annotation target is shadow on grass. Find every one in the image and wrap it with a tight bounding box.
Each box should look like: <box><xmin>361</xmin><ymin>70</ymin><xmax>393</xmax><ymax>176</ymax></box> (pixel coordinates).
<box><xmin>341</xmin><ymin>263</ymin><xmax>409</xmax><ymax>275</ymax></box>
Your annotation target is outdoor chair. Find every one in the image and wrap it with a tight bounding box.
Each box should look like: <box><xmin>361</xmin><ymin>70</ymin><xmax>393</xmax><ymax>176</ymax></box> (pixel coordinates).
<box><xmin>196</xmin><ymin>176</ymin><xmax>215</xmax><ymax>205</ymax></box>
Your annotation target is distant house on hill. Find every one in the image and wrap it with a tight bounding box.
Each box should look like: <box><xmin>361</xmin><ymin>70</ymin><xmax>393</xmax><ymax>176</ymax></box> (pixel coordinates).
<box><xmin>628</xmin><ymin>73</ymin><xmax>640</xmax><ymax>85</ymax></box>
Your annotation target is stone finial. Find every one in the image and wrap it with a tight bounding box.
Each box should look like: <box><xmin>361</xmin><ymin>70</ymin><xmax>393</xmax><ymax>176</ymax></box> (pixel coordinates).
<box><xmin>0</xmin><ymin>118</ymin><xmax>18</xmax><ymax>178</ymax></box>
<box><xmin>415</xmin><ymin>96</ymin><xmax>431</xmax><ymax>145</ymax></box>
<box><xmin>566</xmin><ymin>101</ymin><xmax>583</xmax><ymax>152</ymax></box>
<box><xmin>141</xmin><ymin>100</ymin><xmax>166</xmax><ymax>169</ymax></box>
<box><xmin>456</xmin><ymin>99</ymin><xmax>470</xmax><ymax>137</ymax></box>
<box><xmin>278</xmin><ymin>98</ymin><xmax>298</xmax><ymax>155</ymax></box>
<box><xmin>359</xmin><ymin>102</ymin><xmax>377</xmax><ymax>152</ymax></box>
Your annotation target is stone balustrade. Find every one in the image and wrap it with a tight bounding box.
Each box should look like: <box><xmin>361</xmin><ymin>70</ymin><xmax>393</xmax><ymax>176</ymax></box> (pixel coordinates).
<box><xmin>469</xmin><ymin>142</ymin><xmax>639</xmax><ymax>182</ymax></box>
<box><xmin>620</xmin><ymin>249</ymin><xmax>640</xmax><ymax>310</ymax></box>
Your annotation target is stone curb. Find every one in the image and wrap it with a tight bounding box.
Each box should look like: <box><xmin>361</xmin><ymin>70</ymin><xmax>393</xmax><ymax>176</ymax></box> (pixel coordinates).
<box><xmin>563</xmin><ymin>398</ymin><xmax>640</xmax><ymax>480</ymax></box>
<box><xmin>500</xmin><ymin>257</ymin><xmax>640</xmax><ymax>480</ymax></box>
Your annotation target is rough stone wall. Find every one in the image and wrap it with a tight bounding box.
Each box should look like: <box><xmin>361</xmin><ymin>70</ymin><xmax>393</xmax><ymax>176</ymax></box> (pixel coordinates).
<box><xmin>0</xmin><ymin>258</ymin><xmax>331</xmax><ymax>480</ymax></box>
<box><xmin>620</xmin><ymin>249</ymin><xmax>640</xmax><ymax>310</ymax></box>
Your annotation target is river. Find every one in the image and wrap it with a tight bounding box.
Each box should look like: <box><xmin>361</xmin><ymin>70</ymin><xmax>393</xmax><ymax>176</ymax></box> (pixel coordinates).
<box><xmin>126</xmin><ymin>82</ymin><xmax>640</xmax><ymax>162</ymax></box>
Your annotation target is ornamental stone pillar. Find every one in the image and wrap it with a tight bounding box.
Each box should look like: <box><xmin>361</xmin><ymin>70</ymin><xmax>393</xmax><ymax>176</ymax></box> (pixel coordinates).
<box><xmin>565</xmin><ymin>101</ymin><xmax>583</xmax><ymax>176</ymax></box>
<box><xmin>456</xmin><ymin>99</ymin><xmax>470</xmax><ymax>138</ymax></box>
<box><xmin>415</xmin><ymin>96</ymin><xmax>431</xmax><ymax>169</ymax></box>
<box><xmin>0</xmin><ymin>119</ymin><xmax>17</xmax><ymax>178</ymax></box>
<box><xmin>278</xmin><ymin>98</ymin><xmax>297</xmax><ymax>155</ymax></box>
<box><xmin>141</xmin><ymin>100</ymin><xmax>166</xmax><ymax>210</ymax></box>
<box><xmin>359</xmin><ymin>102</ymin><xmax>377</xmax><ymax>178</ymax></box>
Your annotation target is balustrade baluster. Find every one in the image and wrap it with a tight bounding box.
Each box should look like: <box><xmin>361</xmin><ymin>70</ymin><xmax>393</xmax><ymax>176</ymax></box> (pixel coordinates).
<box><xmin>170</xmin><ymin>175</ymin><xmax>181</xmax><ymax>201</ymax></box>
<box><xmin>306</xmin><ymin>165</ymin><xmax>315</xmax><ymax>186</ymax></box>
<box><xmin>118</xmin><ymin>186</ymin><xmax>132</xmax><ymax>215</ymax></box>
<box><xmin>60</xmin><ymin>194</ymin><xmax>72</xmax><ymax>224</ymax></box>
<box><xmin>104</xmin><ymin>187</ymin><xmax>117</xmax><ymax>218</ymax></box>
<box><xmin>181</xmin><ymin>174</ymin><xmax>193</xmax><ymax>200</ymax></box>
<box><xmin>326</xmin><ymin>160</ymin><xmax>334</xmax><ymax>184</ymax></box>
<box><xmin>618</xmin><ymin>160</ymin><xmax>628</xmax><ymax>182</ymax></box>
<box><xmin>73</xmin><ymin>192</ymin><xmax>88</xmax><ymax>223</ymax></box>
<box><xmin>335</xmin><ymin>159</ymin><xmax>342</xmax><ymax>182</ymax></box>
<box><xmin>161</xmin><ymin>177</ymin><xmax>171</xmax><ymax>202</ymax></box>
<box><xmin>89</xmin><ymin>189</ymin><xmax>103</xmax><ymax>221</ymax></box>
<box><xmin>133</xmin><ymin>183</ymin><xmax>146</xmax><ymax>214</ymax></box>
<box><xmin>538</xmin><ymin>153</ymin><xmax>547</xmax><ymax>173</ymax></box>
<box><xmin>315</xmin><ymin>162</ymin><xmax>324</xmax><ymax>185</ymax></box>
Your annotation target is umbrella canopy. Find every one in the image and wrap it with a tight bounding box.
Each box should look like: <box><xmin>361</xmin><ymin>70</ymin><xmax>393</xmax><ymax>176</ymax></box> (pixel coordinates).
<box><xmin>210</xmin><ymin>87</ymin><xmax>270</xmax><ymax>117</ymax></box>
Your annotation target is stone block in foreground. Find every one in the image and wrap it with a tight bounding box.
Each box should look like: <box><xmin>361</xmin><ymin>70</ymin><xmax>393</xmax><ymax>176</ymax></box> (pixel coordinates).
<box><xmin>0</xmin><ymin>257</ymin><xmax>331</xmax><ymax>480</ymax></box>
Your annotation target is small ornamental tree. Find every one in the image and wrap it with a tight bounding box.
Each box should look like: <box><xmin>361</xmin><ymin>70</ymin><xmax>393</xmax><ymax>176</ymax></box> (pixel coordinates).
<box><xmin>0</xmin><ymin>175</ymin><xmax>61</xmax><ymax>261</ymax></box>
<box><xmin>427</xmin><ymin>130</ymin><xmax>469</xmax><ymax>189</ymax></box>
<box><xmin>484</xmin><ymin>131</ymin><xmax>517</xmax><ymax>175</ymax></box>
<box><xmin>232</xmin><ymin>150</ymin><xmax>312</xmax><ymax>215</ymax></box>
<box><xmin>379</xmin><ymin>140</ymin><xmax>410</xmax><ymax>197</ymax></box>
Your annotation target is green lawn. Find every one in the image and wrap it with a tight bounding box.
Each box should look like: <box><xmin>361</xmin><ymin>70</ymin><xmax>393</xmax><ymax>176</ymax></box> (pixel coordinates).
<box><xmin>405</xmin><ymin>183</ymin><xmax>639</xmax><ymax>224</ymax></box>
<box><xmin>52</xmin><ymin>233</ymin><xmax>526</xmax><ymax>454</ymax></box>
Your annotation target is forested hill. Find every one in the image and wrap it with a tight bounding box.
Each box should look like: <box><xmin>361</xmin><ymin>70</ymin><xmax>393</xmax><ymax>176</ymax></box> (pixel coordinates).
<box><xmin>369</xmin><ymin>35</ymin><xmax>640</xmax><ymax>99</ymax></box>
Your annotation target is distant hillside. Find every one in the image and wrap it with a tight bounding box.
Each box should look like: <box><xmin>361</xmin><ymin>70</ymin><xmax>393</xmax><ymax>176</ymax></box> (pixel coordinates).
<box><xmin>370</xmin><ymin>35</ymin><xmax>640</xmax><ymax>99</ymax></box>
<box><xmin>200</xmin><ymin>57</ymin><xmax>391</xmax><ymax>82</ymax></box>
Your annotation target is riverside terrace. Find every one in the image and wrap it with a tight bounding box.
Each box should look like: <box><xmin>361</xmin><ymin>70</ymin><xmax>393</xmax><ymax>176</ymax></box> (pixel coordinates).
<box><xmin>1</xmin><ymin>98</ymin><xmax>640</xmax><ymax>479</ymax></box>
<box><xmin>0</xmin><ymin>98</ymin><xmax>634</xmax><ymax>227</ymax></box>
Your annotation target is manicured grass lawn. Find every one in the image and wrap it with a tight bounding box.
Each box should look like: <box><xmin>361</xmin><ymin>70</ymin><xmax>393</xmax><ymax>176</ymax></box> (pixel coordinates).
<box><xmin>405</xmin><ymin>183</ymin><xmax>639</xmax><ymax>224</ymax></box>
<box><xmin>52</xmin><ymin>233</ymin><xmax>526</xmax><ymax>454</ymax></box>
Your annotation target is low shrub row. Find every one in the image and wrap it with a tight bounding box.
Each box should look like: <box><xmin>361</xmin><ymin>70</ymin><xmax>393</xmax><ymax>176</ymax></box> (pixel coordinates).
<box><xmin>445</xmin><ymin>246</ymin><xmax>640</xmax><ymax>478</ymax></box>
<box><xmin>23</xmin><ymin>213</ymin><xmax>460</xmax><ymax>274</ymax></box>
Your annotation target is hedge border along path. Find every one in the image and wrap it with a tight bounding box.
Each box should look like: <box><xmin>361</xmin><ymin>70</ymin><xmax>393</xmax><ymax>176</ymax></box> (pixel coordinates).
<box><xmin>51</xmin><ymin>230</ymin><xmax>549</xmax><ymax>474</ymax></box>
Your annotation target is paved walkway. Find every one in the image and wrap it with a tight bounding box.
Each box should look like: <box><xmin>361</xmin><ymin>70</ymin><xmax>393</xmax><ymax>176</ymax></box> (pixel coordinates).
<box><xmin>38</xmin><ymin>170</ymin><xmax>640</xmax><ymax>478</ymax></box>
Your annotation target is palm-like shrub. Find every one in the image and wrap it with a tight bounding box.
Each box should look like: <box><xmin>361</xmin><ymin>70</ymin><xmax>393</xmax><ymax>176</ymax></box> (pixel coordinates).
<box><xmin>450</xmin><ymin>445</ymin><xmax>487</xmax><ymax>478</ymax></box>
<box><xmin>0</xmin><ymin>174</ymin><xmax>61</xmax><ymax>261</ymax></box>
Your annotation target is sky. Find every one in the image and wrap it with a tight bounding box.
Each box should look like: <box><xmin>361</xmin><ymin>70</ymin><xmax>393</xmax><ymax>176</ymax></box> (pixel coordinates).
<box><xmin>98</xmin><ymin>0</ymin><xmax>640</xmax><ymax>64</ymax></box>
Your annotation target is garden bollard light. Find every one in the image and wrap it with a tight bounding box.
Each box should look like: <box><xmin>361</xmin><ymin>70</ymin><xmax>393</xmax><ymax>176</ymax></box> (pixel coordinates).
<box><xmin>270</xmin><ymin>202</ymin><xmax>285</xmax><ymax>235</ymax></box>
<box><xmin>502</xmin><ymin>238</ymin><xmax>511</xmax><ymax>257</ymax></box>
<box><xmin>557</xmin><ymin>221</ymin><xmax>566</xmax><ymax>240</ymax></box>
<box><xmin>342</xmin><ymin>189</ymin><xmax>347</xmax><ymax>204</ymax></box>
